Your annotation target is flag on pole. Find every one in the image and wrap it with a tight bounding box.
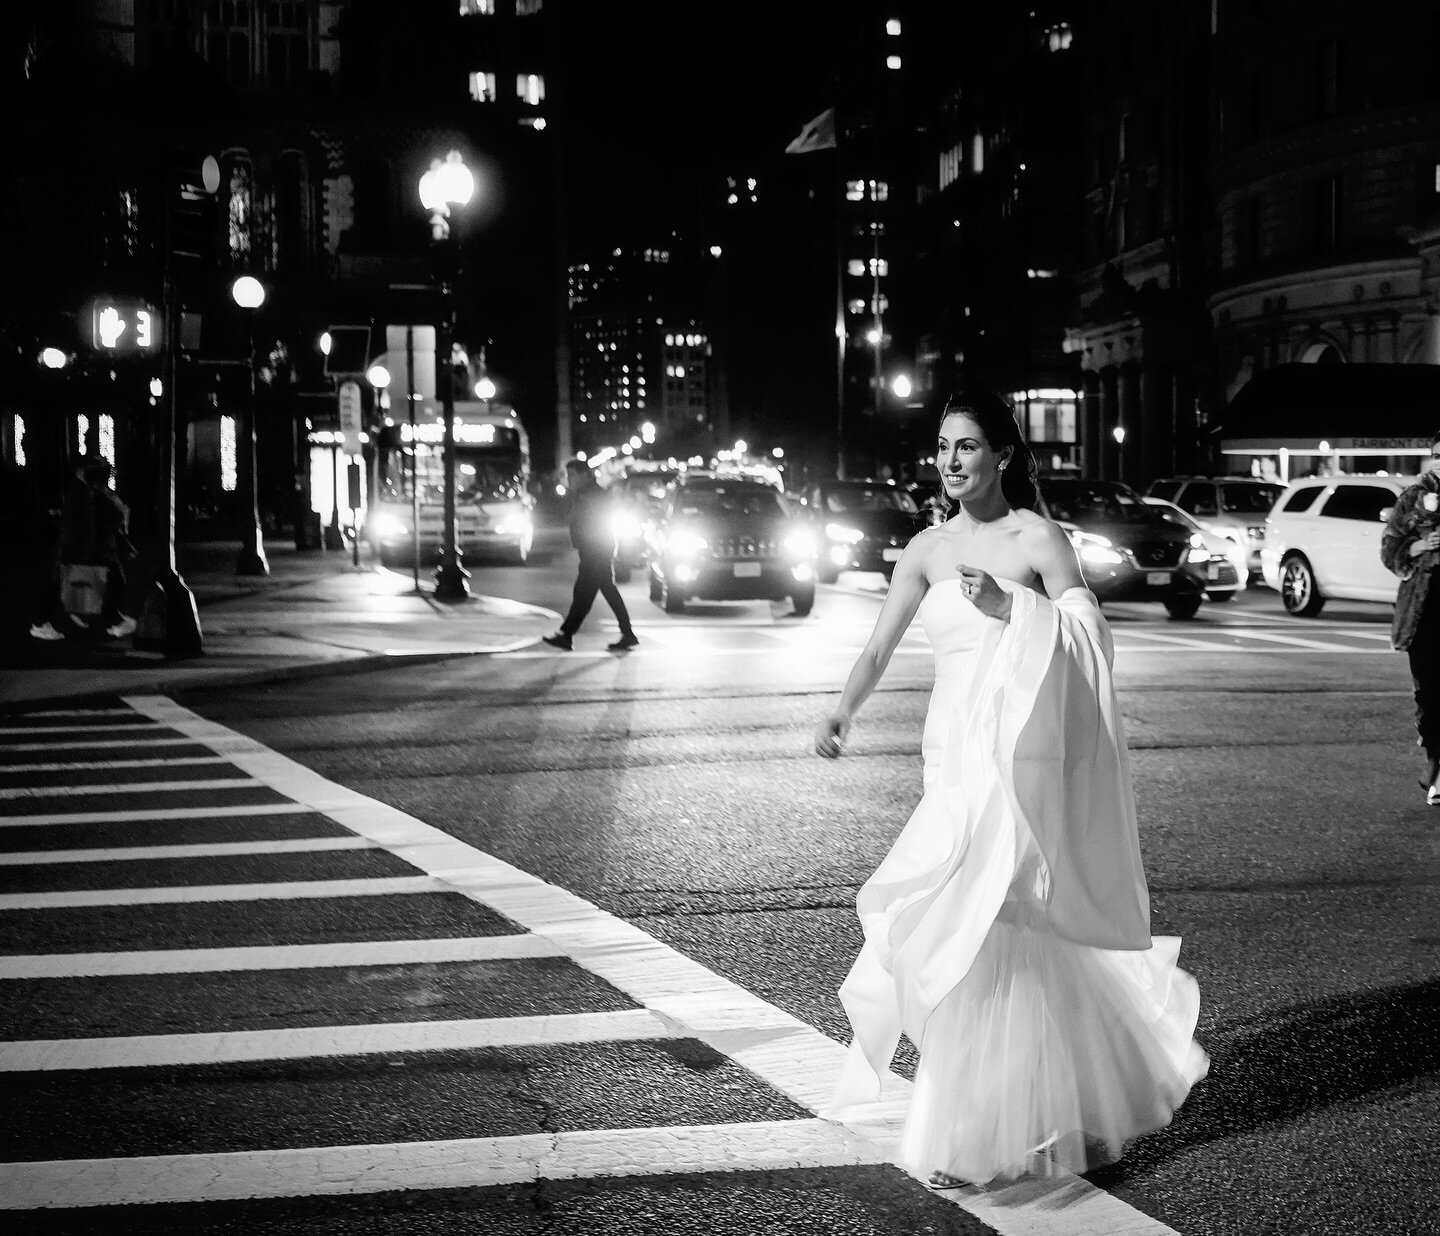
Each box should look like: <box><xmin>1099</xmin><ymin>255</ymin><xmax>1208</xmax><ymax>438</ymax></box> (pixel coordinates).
<box><xmin>785</xmin><ymin>106</ymin><xmax>837</xmax><ymax>155</ymax></box>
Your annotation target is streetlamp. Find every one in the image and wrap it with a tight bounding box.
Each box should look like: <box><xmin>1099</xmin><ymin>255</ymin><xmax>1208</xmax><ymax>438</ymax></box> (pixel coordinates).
<box><xmin>231</xmin><ymin>274</ymin><xmax>269</xmax><ymax>576</ymax></box>
<box><xmin>418</xmin><ymin>150</ymin><xmax>475</xmax><ymax>602</ymax></box>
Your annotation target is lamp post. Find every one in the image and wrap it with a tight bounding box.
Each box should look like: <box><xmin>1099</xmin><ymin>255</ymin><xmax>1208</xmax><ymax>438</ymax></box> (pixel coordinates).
<box><xmin>231</xmin><ymin>275</ymin><xmax>269</xmax><ymax>576</ymax></box>
<box><xmin>418</xmin><ymin>151</ymin><xmax>475</xmax><ymax>602</ymax></box>
<box><xmin>364</xmin><ymin>362</ymin><xmax>390</xmax><ymax>564</ymax></box>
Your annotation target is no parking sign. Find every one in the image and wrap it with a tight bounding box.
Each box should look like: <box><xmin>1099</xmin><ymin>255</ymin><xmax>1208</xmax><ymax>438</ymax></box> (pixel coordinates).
<box><xmin>337</xmin><ymin>380</ymin><xmax>363</xmax><ymax>455</ymax></box>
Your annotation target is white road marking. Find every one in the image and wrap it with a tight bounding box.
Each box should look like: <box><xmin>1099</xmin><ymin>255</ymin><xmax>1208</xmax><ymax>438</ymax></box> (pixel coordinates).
<box><xmin>0</xmin><ymin>802</ymin><xmax>314</xmax><ymax>828</ymax></box>
<box><xmin>0</xmin><ymin>777</ymin><xmax>253</xmax><ymax>800</ymax></box>
<box><xmin>0</xmin><ymin>934</ymin><xmax>565</xmax><ymax>979</ymax></box>
<box><xmin>1223</xmin><ymin>629</ymin><xmax>1381</xmax><ymax>651</ymax></box>
<box><xmin>0</xmin><ymin>756</ymin><xmax>236</xmax><ymax>775</ymax></box>
<box><xmin>112</xmin><ymin>694</ymin><xmax>1182</xmax><ymax>1236</ymax></box>
<box><xmin>0</xmin><ymin>1008</ymin><xmax>673</xmax><ymax>1071</ymax></box>
<box><xmin>0</xmin><ymin>875</ymin><xmax>443</xmax><ymax>910</ymax></box>
<box><xmin>0</xmin><ymin>1119</ymin><xmax>887</xmax><ymax>1209</ymax></box>
<box><xmin>0</xmin><ymin>722</ymin><xmax>167</xmax><ymax>738</ymax></box>
<box><xmin>0</xmin><ymin>836</ymin><xmax>375</xmax><ymax>866</ymax></box>
<box><xmin>0</xmin><ymin>736</ymin><xmax>200</xmax><ymax>753</ymax></box>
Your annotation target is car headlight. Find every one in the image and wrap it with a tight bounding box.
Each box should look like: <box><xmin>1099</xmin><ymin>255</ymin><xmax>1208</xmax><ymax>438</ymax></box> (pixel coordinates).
<box><xmin>824</xmin><ymin>522</ymin><xmax>865</xmax><ymax>545</ymax></box>
<box><xmin>493</xmin><ymin>514</ymin><xmax>532</xmax><ymax>537</ymax></box>
<box><xmin>612</xmin><ymin>511</ymin><xmax>643</xmax><ymax>540</ymax></box>
<box><xmin>785</xmin><ymin>528</ymin><xmax>818</xmax><ymax>558</ymax></box>
<box><xmin>1071</xmin><ymin>530</ymin><xmax>1124</xmax><ymax>566</ymax></box>
<box><xmin>669</xmin><ymin>530</ymin><xmax>709</xmax><ymax>557</ymax></box>
<box><xmin>371</xmin><ymin>512</ymin><xmax>408</xmax><ymax>539</ymax></box>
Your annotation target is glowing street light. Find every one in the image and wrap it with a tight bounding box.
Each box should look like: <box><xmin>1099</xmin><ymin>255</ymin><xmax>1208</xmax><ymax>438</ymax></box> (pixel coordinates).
<box><xmin>891</xmin><ymin>373</ymin><xmax>912</xmax><ymax>400</ymax></box>
<box><xmin>419</xmin><ymin>150</ymin><xmax>477</xmax><ymax>601</ymax></box>
<box><xmin>40</xmin><ymin>347</ymin><xmax>67</xmax><ymax>370</ymax></box>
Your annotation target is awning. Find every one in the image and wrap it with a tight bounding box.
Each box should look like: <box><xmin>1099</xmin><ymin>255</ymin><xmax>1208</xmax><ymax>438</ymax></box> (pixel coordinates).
<box><xmin>1216</xmin><ymin>363</ymin><xmax>1439</xmax><ymax>455</ymax></box>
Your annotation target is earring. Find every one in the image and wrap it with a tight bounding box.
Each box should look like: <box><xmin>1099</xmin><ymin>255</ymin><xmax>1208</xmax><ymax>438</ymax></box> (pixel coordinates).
<box><xmin>998</xmin><ymin>461</ymin><xmax>1007</xmax><ymax>472</ymax></box>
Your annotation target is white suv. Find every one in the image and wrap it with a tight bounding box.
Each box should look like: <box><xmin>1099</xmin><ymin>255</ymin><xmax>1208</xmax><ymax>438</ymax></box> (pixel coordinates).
<box><xmin>1260</xmin><ymin>475</ymin><xmax>1409</xmax><ymax>615</ymax></box>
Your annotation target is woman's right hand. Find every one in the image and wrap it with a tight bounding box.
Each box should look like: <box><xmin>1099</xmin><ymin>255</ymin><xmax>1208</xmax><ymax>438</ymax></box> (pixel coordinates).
<box><xmin>814</xmin><ymin>713</ymin><xmax>851</xmax><ymax>759</ymax></box>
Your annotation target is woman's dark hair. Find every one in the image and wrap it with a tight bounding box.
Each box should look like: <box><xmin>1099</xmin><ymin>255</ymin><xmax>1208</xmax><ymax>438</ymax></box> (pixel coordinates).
<box><xmin>935</xmin><ymin>389</ymin><xmax>1040</xmax><ymax>515</ymax></box>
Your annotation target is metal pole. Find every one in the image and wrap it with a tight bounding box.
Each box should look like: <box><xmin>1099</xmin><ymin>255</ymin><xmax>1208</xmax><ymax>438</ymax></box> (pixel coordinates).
<box><xmin>406</xmin><ymin>325</ymin><xmax>420</xmax><ymax>591</ymax></box>
<box><xmin>433</xmin><ymin>270</ymin><xmax>469</xmax><ymax>600</ymax></box>
<box><xmin>235</xmin><ymin>317</ymin><xmax>269</xmax><ymax>575</ymax></box>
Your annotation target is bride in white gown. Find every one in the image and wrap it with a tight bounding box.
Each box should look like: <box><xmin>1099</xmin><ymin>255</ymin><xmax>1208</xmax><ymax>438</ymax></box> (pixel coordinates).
<box><xmin>814</xmin><ymin>392</ymin><xmax>1208</xmax><ymax>1187</ymax></box>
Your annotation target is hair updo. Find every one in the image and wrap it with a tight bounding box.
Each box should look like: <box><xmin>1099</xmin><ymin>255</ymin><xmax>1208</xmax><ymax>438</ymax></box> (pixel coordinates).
<box><xmin>935</xmin><ymin>389</ymin><xmax>1040</xmax><ymax>516</ymax></box>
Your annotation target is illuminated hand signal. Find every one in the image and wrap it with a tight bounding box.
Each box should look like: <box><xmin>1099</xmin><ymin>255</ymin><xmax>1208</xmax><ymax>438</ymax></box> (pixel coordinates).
<box><xmin>98</xmin><ymin>307</ymin><xmax>127</xmax><ymax>348</ymax></box>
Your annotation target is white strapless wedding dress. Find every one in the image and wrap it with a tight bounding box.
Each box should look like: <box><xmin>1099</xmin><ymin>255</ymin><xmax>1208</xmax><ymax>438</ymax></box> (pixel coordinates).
<box><xmin>830</xmin><ymin>579</ymin><xmax>1208</xmax><ymax>1184</ymax></box>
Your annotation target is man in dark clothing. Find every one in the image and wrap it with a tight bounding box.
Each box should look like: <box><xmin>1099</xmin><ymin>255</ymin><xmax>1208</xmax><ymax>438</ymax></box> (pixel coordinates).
<box><xmin>543</xmin><ymin>460</ymin><xmax>639</xmax><ymax>652</ymax></box>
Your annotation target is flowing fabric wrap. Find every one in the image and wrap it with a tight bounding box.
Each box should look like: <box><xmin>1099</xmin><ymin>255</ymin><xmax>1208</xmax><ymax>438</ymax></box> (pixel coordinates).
<box><xmin>829</xmin><ymin>582</ymin><xmax>1153</xmax><ymax>1110</ymax></box>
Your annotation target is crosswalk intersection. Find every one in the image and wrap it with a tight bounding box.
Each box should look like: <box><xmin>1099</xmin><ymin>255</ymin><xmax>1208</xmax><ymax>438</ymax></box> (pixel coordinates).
<box><xmin>0</xmin><ymin>696</ymin><xmax>1182</xmax><ymax>1233</ymax></box>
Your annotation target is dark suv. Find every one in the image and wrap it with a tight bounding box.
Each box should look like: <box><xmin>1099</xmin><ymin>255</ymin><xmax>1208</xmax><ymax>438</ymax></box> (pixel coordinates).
<box><xmin>1038</xmin><ymin>477</ymin><xmax>1211</xmax><ymax>619</ymax></box>
<box><xmin>802</xmin><ymin>478</ymin><xmax>927</xmax><ymax>583</ymax></box>
<box><xmin>646</xmin><ymin>475</ymin><xmax>818</xmax><ymax>615</ymax></box>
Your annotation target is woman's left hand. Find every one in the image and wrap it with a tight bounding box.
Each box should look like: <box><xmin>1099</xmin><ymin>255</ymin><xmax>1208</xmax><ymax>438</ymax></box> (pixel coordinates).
<box><xmin>956</xmin><ymin>564</ymin><xmax>1012</xmax><ymax>622</ymax></box>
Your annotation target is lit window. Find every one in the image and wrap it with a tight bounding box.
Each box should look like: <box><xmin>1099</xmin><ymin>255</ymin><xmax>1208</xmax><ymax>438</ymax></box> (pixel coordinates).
<box><xmin>1045</xmin><ymin>22</ymin><xmax>1073</xmax><ymax>51</ymax></box>
<box><xmin>886</xmin><ymin>54</ymin><xmax>901</xmax><ymax>70</ymax></box>
<box><xmin>886</xmin><ymin>18</ymin><xmax>901</xmax><ymax>35</ymax></box>
<box><xmin>469</xmin><ymin>71</ymin><xmax>497</xmax><ymax>103</ymax></box>
<box><xmin>869</xmin><ymin>180</ymin><xmax>889</xmax><ymax>201</ymax></box>
<box><xmin>846</xmin><ymin>180</ymin><xmax>866</xmax><ymax>201</ymax></box>
<box><xmin>847</xmin><ymin>259</ymin><xmax>866</xmax><ymax>277</ymax></box>
<box><xmin>518</xmin><ymin>116</ymin><xmax>547</xmax><ymax>130</ymax></box>
<box><xmin>847</xmin><ymin>298</ymin><xmax>867</xmax><ymax>315</ymax></box>
<box><xmin>459</xmin><ymin>1</ymin><xmax>495</xmax><ymax>14</ymax></box>
<box><xmin>13</xmin><ymin>415</ymin><xmax>23</xmax><ymax>466</ymax></box>
<box><xmin>221</xmin><ymin>416</ymin><xmax>238</xmax><ymax>492</ymax></box>
<box><xmin>517</xmin><ymin>73</ymin><xmax>545</xmax><ymax>105</ymax></box>
<box><xmin>972</xmin><ymin>133</ymin><xmax>985</xmax><ymax>174</ymax></box>
<box><xmin>516</xmin><ymin>0</ymin><xmax>543</xmax><ymax>12</ymax></box>
<box><xmin>869</xmin><ymin>258</ymin><xmax>889</xmax><ymax>277</ymax></box>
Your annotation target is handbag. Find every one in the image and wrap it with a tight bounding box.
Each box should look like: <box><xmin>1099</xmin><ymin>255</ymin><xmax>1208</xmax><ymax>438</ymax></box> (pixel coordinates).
<box><xmin>60</xmin><ymin>564</ymin><xmax>109</xmax><ymax>618</ymax></box>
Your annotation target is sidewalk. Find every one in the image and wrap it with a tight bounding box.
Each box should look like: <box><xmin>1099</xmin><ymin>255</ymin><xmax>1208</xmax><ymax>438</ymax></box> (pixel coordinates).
<box><xmin>0</xmin><ymin>541</ymin><xmax>557</xmax><ymax>710</ymax></box>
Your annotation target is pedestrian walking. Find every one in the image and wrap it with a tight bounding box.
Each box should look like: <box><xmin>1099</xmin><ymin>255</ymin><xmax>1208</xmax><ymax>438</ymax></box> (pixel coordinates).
<box><xmin>813</xmin><ymin>390</ymin><xmax>1207</xmax><ymax>1187</ymax></box>
<box><xmin>1</xmin><ymin>458</ymin><xmax>63</xmax><ymax>642</ymax></box>
<box><xmin>543</xmin><ymin>459</ymin><xmax>639</xmax><ymax>652</ymax></box>
<box><xmin>1381</xmin><ymin>430</ymin><xmax>1440</xmax><ymax>805</ymax></box>
<box><xmin>57</xmin><ymin>454</ymin><xmax>137</xmax><ymax>639</ymax></box>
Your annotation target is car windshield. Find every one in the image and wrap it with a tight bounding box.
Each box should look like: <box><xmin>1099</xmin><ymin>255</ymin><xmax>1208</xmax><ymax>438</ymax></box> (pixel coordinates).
<box><xmin>1221</xmin><ymin>485</ymin><xmax>1283</xmax><ymax>513</ymax></box>
<box><xmin>1147</xmin><ymin>501</ymin><xmax>1202</xmax><ymax>533</ymax></box>
<box><xmin>823</xmin><ymin>486</ymin><xmax>919</xmax><ymax>515</ymax></box>
<box><xmin>1042</xmin><ymin>481</ymin><xmax>1151</xmax><ymax>524</ymax></box>
<box><xmin>679</xmin><ymin>487</ymin><xmax>790</xmax><ymax>519</ymax></box>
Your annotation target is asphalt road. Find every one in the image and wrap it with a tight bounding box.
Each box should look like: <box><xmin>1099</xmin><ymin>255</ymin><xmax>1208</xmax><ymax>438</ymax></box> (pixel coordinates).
<box><xmin>3</xmin><ymin>524</ymin><xmax>1436</xmax><ymax>1234</ymax></box>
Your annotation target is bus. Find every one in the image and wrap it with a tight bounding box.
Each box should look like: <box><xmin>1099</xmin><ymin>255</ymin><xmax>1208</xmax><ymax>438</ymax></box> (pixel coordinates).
<box><xmin>368</xmin><ymin>402</ymin><xmax>535</xmax><ymax>565</ymax></box>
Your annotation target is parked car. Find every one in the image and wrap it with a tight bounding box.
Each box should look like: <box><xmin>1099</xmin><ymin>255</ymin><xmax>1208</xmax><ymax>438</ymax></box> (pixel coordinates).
<box><xmin>1260</xmin><ymin>474</ymin><xmax>1408</xmax><ymax>615</ymax></box>
<box><xmin>1142</xmin><ymin>497</ymin><xmax>1247</xmax><ymax>602</ymax></box>
<box><xmin>800</xmin><ymin>478</ymin><xmax>927</xmax><ymax>583</ymax></box>
<box><xmin>1037</xmin><ymin>477</ymin><xmax>1211</xmax><ymax>619</ymax></box>
<box><xmin>1144</xmin><ymin>476</ymin><xmax>1284</xmax><ymax>575</ymax></box>
<box><xmin>647</xmin><ymin>474</ymin><xmax>818</xmax><ymax>616</ymax></box>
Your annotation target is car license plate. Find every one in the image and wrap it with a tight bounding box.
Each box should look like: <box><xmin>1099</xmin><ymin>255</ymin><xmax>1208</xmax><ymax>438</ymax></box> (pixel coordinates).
<box><xmin>1206</xmin><ymin>564</ymin><xmax>1219</xmax><ymax>580</ymax></box>
<box><xmin>733</xmin><ymin>562</ymin><xmax>762</xmax><ymax>578</ymax></box>
<box><xmin>882</xmin><ymin>547</ymin><xmax>903</xmax><ymax>562</ymax></box>
<box><xmin>1146</xmin><ymin>571</ymin><xmax>1170</xmax><ymax>586</ymax></box>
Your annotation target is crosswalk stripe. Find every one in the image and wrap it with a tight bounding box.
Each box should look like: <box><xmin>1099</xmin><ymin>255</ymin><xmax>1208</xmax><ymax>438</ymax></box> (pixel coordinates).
<box><xmin>0</xmin><ymin>736</ymin><xmax>201</xmax><ymax>753</ymax></box>
<box><xmin>1222</xmin><ymin>629</ymin><xmax>1375</xmax><ymax>652</ymax></box>
<box><xmin>0</xmin><ymin>756</ymin><xmax>237</xmax><ymax>775</ymax></box>
<box><xmin>119</xmin><ymin>694</ymin><xmax>1181</xmax><ymax>1236</ymax></box>
<box><xmin>0</xmin><ymin>1119</ymin><xmax>887</xmax><ymax>1209</ymax></box>
<box><xmin>0</xmin><ymin>1008</ymin><xmax>673</xmax><ymax>1071</ymax></box>
<box><xmin>0</xmin><ymin>934</ymin><xmax>566</xmax><ymax>979</ymax></box>
<box><xmin>0</xmin><ymin>722</ymin><xmax>167</xmax><ymax>737</ymax></box>
<box><xmin>17</xmin><ymin>709</ymin><xmax>136</xmax><ymax>719</ymax></box>
<box><xmin>0</xmin><ymin>802</ymin><xmax>314</xmax><ymax>827</ymax></box>
<box><xmin>0</xmin><ymin>875</ymin><xmax>442</xmax><ymax>910</ymax></box>
<box><xmin>0</xmin><ymin>777</ymin><xmax>254</xmax><ymax>800</ymax></box>
<box><xmin>0</xmin><ymin>836</ymin><xmax>376</xmax><ymax>866</ymax></box>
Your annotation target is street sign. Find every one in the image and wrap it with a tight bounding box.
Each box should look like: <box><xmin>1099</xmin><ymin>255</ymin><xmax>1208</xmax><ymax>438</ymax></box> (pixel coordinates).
<box><xmin>338</xmin><ymin>380</ymin><xmax>363</xmax><ymax>454</ymax></box>
<box><xmin>324</xmin><ymin>326</ymin><xmax>371</xmax><ymax>376</ymax></box>
<box><xmin>92</xmin><ymin>301</ymin><xmax>158</xmax><ymax>353</ymax></box>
